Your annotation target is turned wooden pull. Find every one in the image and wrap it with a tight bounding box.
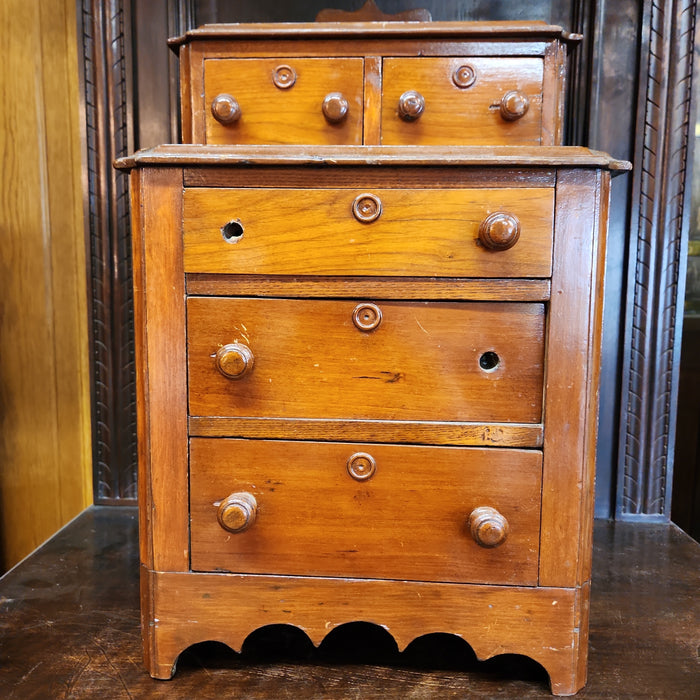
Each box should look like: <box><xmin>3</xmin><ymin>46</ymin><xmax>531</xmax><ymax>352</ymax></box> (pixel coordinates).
<box><xmin>211</xmin><ymin>94</ymin><xmax>241</xmax><ymax>125</ymax></box>
<box><xmin>452</xmin><ymin>64</ymin><xmax>477</xmax><ymax>89</ymax></box>
<box><xmin>352</xmin><ymin>193</ymin><xmax>382</xmax><ymax>223</ymax></box>
<box><xmin>478</xmin><ymin>212</ymin><xmax>521</xmax><ymax>251</ymax></box>
<box><xmin>322</xmin><ymin>92</ymin><xmax>349</xmax><ymax>123</ymax></box>
<box><xmin>352</xmin><ymin>303</ymin><xmax>382</xmax><ymax>331</ymax></box>
<box><xmin>272</xmin><ymin>64</ymin><xmax>297</xmax><ymax>89</ymax></box>
<box><xmin>217</xmin><ymin>492</ymin><xmax>257</xmax><ymax>533</ymax></box>
<box><xmin>469</xmin><ymin>506</ymin><xmax>509</xmax><ymax>548</ymax></box>
<box><xmin>398</xmin><ymin>90</ymin><xmax>425</xmax><ymax>121</ymax></box>
<box><xmin>215</xmin><ymin>343</ymin><xmax>254</xmax><ymax>379</ymax></box>
<box><xmin>347</xmin><ymin>452</ymin><xmax>377</xmax><ymax>481</ymax></box>
<box><xmin>499</xmin><ymin>90</ymin><xmax>529</xmax><ymax>121</ymax></box>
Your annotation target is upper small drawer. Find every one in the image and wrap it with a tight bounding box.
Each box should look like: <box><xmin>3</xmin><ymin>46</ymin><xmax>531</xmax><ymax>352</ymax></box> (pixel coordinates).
<box><xmin>183</xmin><ymin>187</ymin><xmax>554</xmax><ymax>278</ymax></box>
<box><xmin>204</xmin><ymin>58</ymin><xmax>364</xmax><ymax>145</ymax></box>
<box><xmin>381</xmin><ymin>57</ymin><xmax>543</xmax><ymax>146</ymax></box>
<box><xmin>174</xmin><ymin>22</ymin><xmax>575</xmax><ymax>145</ymax></box>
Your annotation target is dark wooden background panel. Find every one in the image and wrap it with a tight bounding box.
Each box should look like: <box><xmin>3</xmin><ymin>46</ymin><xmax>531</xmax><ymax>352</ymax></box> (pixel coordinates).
<box><xmin>195</xmin><ymin>0</ymin><xmax>571</xmax><ymax>24</ymax></box>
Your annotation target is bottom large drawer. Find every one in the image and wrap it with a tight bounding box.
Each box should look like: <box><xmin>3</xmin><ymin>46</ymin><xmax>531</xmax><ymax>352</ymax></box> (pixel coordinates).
<box><xmin>190</xmin><ymin>438</ymin><xmax>542</xmax><ymax>586</ymax></box>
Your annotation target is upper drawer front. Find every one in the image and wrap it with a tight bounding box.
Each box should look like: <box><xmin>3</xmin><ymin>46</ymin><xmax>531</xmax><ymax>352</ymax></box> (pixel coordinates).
<box><xmin>189</xmin><ymin>438</ymin><xmax>542</xmax><ymax>585</ymax></box>
<box><xmin>381</xmin><ymin>57</ymin><xmax>543</xmax><ymax>146</ymax></box>
<box><xmin>183</xmin><ymin>187</ymin><xmax>554</xmax><ymax>278</ymax></box>
<box><xmin>204</xmin><ymin>58</ymin><xmax>364</xmax><ymax>145</ymax></box>
<box><xmin>187</xmin><ymin>297</ymin><xmax>545</xmax><ymax>423</ymax></box>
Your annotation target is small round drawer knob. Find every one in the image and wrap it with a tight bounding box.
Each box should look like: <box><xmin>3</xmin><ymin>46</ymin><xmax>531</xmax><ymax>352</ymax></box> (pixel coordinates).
<box><xmin>469</xmin><ymin>506</ymin><xmax>509</xmax><ymax>548</ymax></box>
<box><xmin>211</xmin><ymin>94</ymin><xmax>241</xmax><ymax>125</ymax></box>
<box><xmin>215</xmin><ymin>343</ymin><xmax>254</xmax><ymax>379</ymax></box>
<box><xmin>499</xmin><ymin>90</ymin><xmax>530</xmax><ymax>121</ymax></box>
<box><xmin>272</xmin><ymin>64</ymin><xmax>296</xmax><ymax>89</ymax></box>
<box><xmin>453</xmin><ymin>64</ymin><xmax>477</xmax><ymax>89</ymax></box>
<box><xmin>478</xmin><ymin>212</ymin><xmax>521</xmax><ymax>251</ymax></box>
<box><xmin>398</xmin><ymin>90</ymin><xmax>425</xmax><ymax>121</ymax></box>
<box><xmin>322</xmin><ymin>92</ymin><xmax>349</xmax><ymax>123</ymax></box>
<box><xmin>352</xmin><ymin>193</ymin><xmax>382</xmax><ymax>223</ymax></box>
<box><xmin>217</xmin><ymin>492</ymin><xmax>257</xmax><ymax>533</ymax></box>
<box><xmin>347</xmin><ymin>452</ymin><xmax>377</xmax><ymax>481</ymax></box>
<box><xmin>352</xmin><ymin>303</ymin><xmax>382</xmax><ymax>331</ymax></box>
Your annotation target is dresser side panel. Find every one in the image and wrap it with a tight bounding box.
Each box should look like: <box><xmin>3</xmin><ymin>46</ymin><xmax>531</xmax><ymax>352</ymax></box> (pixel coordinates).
<box><xmin>540</xmin><ymin>168</ymin><xmax>604</xmax><ymax>587</ymax></box>
<box><xmin>136</xmin><ymin>167</ymin><xmax>189</xmax><ymax>572</ymax></box>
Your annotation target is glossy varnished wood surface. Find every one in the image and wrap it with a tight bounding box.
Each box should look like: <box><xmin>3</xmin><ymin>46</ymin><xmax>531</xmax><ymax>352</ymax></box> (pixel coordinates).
<box><xmin>204</xmin><ymin>57</ymin><xmax>364</xmax><ymax>145</ymax></box>
<box><xmin>380</xmin><ymin>57</ymin><xmax>543</xmax><ymax>146</ymax></box>
<box><xmin>187</xmin><ymin>298</ymin><xmax>546</xmax><ymax>423</ymax></box>
<box><xmin>0</xmin><ymin>0</ymin><xmax>92</xmax><ymax>571</ymax></box>
<box><xmin>183</xmin><ymin>186</ymin><xmax>555</xmax><ymax>277</ymax></box>
<box><xmin>0</xmin><ymin>507</ymin><xmax>697</xmax><ymax>698</ymax></box>
<box><xmin>189</xmin><ymin>439</ymin><xmax>542</xmax><ymax>584</ymax></box>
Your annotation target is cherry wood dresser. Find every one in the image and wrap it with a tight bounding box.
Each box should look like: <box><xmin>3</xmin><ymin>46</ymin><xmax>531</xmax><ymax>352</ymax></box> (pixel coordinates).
<box><xmin>117</xmin><ymin>17</ymin><xmax>629</xmax><ymax>697</ymax></box>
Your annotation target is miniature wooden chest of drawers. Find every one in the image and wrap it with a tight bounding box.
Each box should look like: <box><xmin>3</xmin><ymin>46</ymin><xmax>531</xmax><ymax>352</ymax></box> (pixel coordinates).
<box><xmin>117</xmin><ymin>144</ymin><xmax>628</xmax><ymax>695</ymax></box>
<box><xmin>170</xmin><ymin>21</ymin><xmax>577</xmax><ymax>146</ymax></box>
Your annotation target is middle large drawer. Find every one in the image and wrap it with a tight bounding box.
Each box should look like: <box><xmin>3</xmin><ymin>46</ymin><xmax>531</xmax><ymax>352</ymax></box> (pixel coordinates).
<box><xmin>187</xmin><ymin>297</ymin><xmax>545</xmax><ymax>424</ymax></box>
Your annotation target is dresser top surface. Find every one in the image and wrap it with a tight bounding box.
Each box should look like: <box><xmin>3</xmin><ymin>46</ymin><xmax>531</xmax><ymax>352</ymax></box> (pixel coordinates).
<box><xmin>115</xmin><ymin>144</ymin><xmax>631</xmax><ymax>172</ymax></box>
<box><xmin>169</xmin><ymin>21</ymin><xmax>581</xmax><ymax>47</ymax></box>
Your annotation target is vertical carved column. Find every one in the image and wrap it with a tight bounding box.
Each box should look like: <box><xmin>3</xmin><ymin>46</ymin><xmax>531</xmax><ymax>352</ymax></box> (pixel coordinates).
<box><xmin>617</xmin><ymin>0</ymin><xmax>698</xmax><ymax>519</ymax></box>
<box><xmin>79</xmin><ymin>0</ymin><xmax>136</xmax><ymax>503</ymax></box>
<box><xmin>78</xmin><ymin>0</ymin><xmax>195</xmax><ymax>503</ymax></box>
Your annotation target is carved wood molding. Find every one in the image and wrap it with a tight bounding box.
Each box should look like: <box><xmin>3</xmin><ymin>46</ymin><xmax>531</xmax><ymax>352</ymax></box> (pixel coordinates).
<box><xmin>617</xmin><ymin>0</ymin><xmax>698</xmax><ymax>519</ymax></box>
<box><xmin>78</xmin><ymin>0</ymin><xmax>137</xmax><ymax>503</ymax></box>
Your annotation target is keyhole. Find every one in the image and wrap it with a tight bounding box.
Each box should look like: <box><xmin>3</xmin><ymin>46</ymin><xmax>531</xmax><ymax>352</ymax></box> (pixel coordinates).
<box><xmin>479</xmin><ymin>351</ymin><xmax>500</xmax><ymax>372</ymax></box>
<box><xmin>221</xmin><ymin>220</ymin><xmax>244</xmax><ymax>243</ymax></box>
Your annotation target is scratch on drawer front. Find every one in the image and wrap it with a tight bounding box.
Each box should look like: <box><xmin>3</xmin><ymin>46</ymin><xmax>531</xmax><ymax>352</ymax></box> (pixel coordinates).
<box><xmin>415</xmin><ymin>317</ymin><xmax>430</xmax><ymax>335</ymax></box>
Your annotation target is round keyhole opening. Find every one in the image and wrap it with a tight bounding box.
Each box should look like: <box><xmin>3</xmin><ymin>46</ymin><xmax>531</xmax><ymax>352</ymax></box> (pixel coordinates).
<box><xmin>479</xmin><ymin>351</ymin><xmax>500</xmax><ymax>372</ymax></box>
<box><xmin>221</xmin><ymin>220</ymin><xmax>244</xmax><ymax>243</ymax></box>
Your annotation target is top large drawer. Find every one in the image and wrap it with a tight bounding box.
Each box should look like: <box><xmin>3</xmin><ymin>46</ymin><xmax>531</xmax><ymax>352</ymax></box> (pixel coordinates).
<box><xmin>183</xmin><ymin>186</ymin><xmax>555</xmax><ymax>278</ymax></box>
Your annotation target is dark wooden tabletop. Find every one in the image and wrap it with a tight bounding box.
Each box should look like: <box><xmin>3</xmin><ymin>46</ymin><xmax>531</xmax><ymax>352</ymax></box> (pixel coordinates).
<box><xmin>0</xmin><ymin>507</ymin><xmax>697</xmax><ymax>699</ymax></box>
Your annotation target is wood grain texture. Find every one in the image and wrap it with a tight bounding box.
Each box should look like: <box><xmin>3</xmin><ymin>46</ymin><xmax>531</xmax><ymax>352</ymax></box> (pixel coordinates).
<box><xmin>132</xmin><ymin>168</ymin><xmax>188</xmax><ymax>572</ymax></box>
<box><xmin>186</xmin><ymin>274</ymin><xmax>552</xmax><ymax>301</ymax></box>
<box><xmin>187</xmin><ymin>298</ymin><xmax>545</xmax><ymax>423</ymax></box>
<box><xmin>182</xmin><ymin>164</ymin><xmax>558</xmax><ymax>189</ymax></box>
<box><xmin>189</xmin><ymin>438</ymin><xmax>542</xmax><ymax>585</ymax></box>
<box><xmin>539</xmin><ymin>169</ymin><xmax>604</xmax><ymax>588</ymax></box>
<box><xmin>183</xmin><ymin>186</ymin><xmax>555</xmax><ymax>277</ymax></box>
<box><xmin>0</xmin><ymin>0</ymin><xmax>91</xmax><ymax>570</ymax></box>
<box><xmin>188</xmin><ymin>417</ymin><xmax>544</xmax><ymax>447</ymax></box>
<box><xmin>204</xmin><ymin>57</ymin><xmax>364</xmax><ymax>145</ymax></box>
<box><xmin>169</xmin><ymin>22</ymin><xmax>579</xmax><ymax>46</ymax></box>
<box><xmin>173</xmin><ymin>26</ymin><xmax>570</xmax><ymax>148</ymax></box>
<box><xmin>144</xmin><ymin>568</ymin><xmax>584</xmax><ymax>694</ymax></box>
<box><xmin>115</xmin><ymin>144</ymin><xmax>632</xmax><ymax>170</ymax></box>
<box><xmin>380</xmin><ymin>57</ymin><xmax>543</xmax><ymax>146</ymax></box>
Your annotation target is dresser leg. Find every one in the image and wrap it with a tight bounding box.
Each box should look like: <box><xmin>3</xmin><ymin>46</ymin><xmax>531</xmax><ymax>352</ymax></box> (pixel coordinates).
<box><xmin>140</xmin><ymin>566</ymin><xmax>179</xmax><ymax>679</ymax></box>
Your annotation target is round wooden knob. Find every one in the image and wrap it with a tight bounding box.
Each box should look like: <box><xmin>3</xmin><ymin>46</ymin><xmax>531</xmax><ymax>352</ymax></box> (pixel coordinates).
<box><xmin>499</xmin><ymin>90</ymin><xmax>530</xmax><ymax>121</ymax></box>
<box><xmin>469</xmin><ymin>506</ymin><xmax>509</xmax><ymax>548</ymax></box>
<box><xmin>322</xmin><ymin>92</ymin><xmax>349</xmax><ymax>123</ymax></box>
<box><xmin>452</xmin><ymin>64</ymin><xmax>477</xmax><ymax>89</ymax></box>
<box><xmin>217</xmin><ymin>492</ymin><xmax>257</xmax><ymax>533</ymax></box>
<box><xmin>478</xmin><ymin>212</ymin><xmax>521</xmax><ymax>251</ymax></box>
<box><xmin>215</xmin><ymin>343</ymin><xmax>254</xmax><ymax>379</ymax></box>
<box><xmin>347</xmin><ymin>452</ymin><xmax>376</xmax><ymax>481</ymax></box>
<box><xmin>272</xmin><ymin>64</ymin><xmax>296</xmax><ymax>89</ymax></box>
<box><xmin>211</xmin><ymin>94</ymin><xmax>241</xmax><ymax>125</ymax></box>
<box><xmin>352</xmin><ymin>303</ymin><xmax>382</xmax><ymax>331</ymax></box>
<box><xmin>352</xmin><ymin>193</ymin><xmax>382</xmax><ymax>223</ymax></box>
<box><xmin>398</xmin><ymin>90</ymin><xmax>425</xmax><ymax>121</ymax></box>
